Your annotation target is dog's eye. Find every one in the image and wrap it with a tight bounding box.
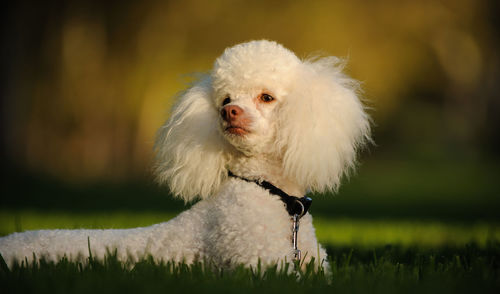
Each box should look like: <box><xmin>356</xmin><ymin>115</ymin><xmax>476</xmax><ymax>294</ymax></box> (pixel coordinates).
<box><xmin>260</xmin><ymin>94</ymin><xmax>274</xmax><ymax>103</ymax></box>
<box><xmin>222</xmin><ymin>97</ymin><xmax>231</xmax><ymax>106</ymax></box>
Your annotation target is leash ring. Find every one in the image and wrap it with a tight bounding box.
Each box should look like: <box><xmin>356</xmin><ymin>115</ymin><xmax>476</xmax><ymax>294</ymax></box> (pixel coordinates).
<box><xmin>294</xmin><ymin>199</ymin><xmax>305</xmax><ymax>217</ymax></box>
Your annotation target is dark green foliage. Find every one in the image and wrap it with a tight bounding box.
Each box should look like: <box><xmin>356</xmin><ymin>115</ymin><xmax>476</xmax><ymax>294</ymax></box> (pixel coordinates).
<box><xmin>324</xmin><ymin>243</ymin><xmax>500</xmax><ymax>293</ymax></box>
<box><xmin>1</xmin><ymin>244</ymin><xmax>498</xmax><ymax>294</ymax></box>
<box><xmin>3</xmin><ymin>160</ymin><xmax>499</xmax><ymax>221</ymax></box>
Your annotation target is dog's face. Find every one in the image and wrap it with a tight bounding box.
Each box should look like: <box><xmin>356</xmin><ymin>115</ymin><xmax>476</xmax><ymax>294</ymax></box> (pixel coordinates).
<box><xmin>211</xmin><ymin>41</ymin><xmax>301</xmax><ymax>154</ymax></box>
<box><xmin>216</xmin><ymin>89</ymin><xmax>280</xmax><ymax>154</ymax></box>
<box><xmin>154</xmin><ymin>40</ymin><xmax>371</xmax><ymax>201</ymax></box>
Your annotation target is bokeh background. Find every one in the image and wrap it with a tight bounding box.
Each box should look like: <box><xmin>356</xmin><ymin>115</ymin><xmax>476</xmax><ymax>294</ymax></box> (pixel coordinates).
<box><xmin>1</xmin><ymin>0</ymin><xmax>499</xmax><ymax>244</ymax></box>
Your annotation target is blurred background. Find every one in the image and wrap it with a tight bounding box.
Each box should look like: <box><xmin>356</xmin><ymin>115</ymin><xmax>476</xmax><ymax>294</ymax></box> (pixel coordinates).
<box><xmin>1</xmin><ymin>0</ymin><xmax>499</xmax><ymax>240</ymax></box>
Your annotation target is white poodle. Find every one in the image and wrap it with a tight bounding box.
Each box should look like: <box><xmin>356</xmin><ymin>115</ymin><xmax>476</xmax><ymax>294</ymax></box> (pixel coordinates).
<box><xmin>0</xmin><ymin>40</ymin><xmax>370</xmax><ymax>269</ymax></box>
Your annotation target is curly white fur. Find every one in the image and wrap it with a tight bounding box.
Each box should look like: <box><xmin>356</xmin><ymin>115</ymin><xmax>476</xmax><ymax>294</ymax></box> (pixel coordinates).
<box><xmin>0</xmin><ymin>40</ymin><xmax>370</xmax><ymax>269</ymax></box>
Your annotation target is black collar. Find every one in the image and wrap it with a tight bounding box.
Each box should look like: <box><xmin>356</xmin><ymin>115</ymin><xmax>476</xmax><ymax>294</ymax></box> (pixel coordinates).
<box><xmin>228</xmin><ymin>171</ymin><xmax>312</xmax><ymax>217</ymax></box>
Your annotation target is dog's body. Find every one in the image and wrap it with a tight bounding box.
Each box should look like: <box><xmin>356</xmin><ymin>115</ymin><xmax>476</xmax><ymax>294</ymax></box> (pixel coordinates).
<box><xmin>0</xmin><ymin>179</ymin><xmax>320</xmax><ymax>266</ymax></box>
<box><xmin>0</xmin><ymin>175</ymin><xmax>320</xmax><ymax>266</ymax></box>
<box><xmin>0</xmin><ymin>176</ymin><xmax>323</xmax><ymax>267</ymax></box>
<box><xmin>0</xmin><ymin>40</ymin><xmax>370</xmax><ymax>268</ymax></box>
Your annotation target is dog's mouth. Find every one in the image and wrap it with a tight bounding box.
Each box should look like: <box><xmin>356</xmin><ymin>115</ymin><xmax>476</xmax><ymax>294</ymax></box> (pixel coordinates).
<box><xmin>225</xmin><ymin>125</ymin><xmax>249</xmax><ymax>136</ymax></box>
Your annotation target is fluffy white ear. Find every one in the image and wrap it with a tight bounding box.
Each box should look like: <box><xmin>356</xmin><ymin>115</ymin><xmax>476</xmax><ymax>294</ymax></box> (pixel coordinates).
<box><xmin>153</xmin><ymin>76</ymin><xmax>228</xmax><ymax>202</ymax></box>
<box><xmin>277</xmin><ymin>57</ymin><xmax>371</xmax><ymax>193</ymax></box>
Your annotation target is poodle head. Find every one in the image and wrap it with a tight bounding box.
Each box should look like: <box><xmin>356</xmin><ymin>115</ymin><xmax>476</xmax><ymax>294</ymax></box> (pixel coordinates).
<box><xmin>154</xmin><ymin>40</ymin><xmax>371</xmax><ymax>202</ymax></box>
<box><xmin>212</xmin><ymin>41</ymin><xmax>301</xmax><ymax>154</ymax></box>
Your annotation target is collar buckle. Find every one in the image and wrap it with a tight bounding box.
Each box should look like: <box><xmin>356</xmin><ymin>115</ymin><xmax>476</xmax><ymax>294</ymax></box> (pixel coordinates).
<box><xmin>228</xmin><ymin>170</ymin><xmax>312</xmax><ymax>218</ymax></box>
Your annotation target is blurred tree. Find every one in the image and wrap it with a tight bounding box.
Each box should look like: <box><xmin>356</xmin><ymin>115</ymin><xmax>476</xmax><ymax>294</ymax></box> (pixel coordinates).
<box><xmin>1</xmin><ymin>0</ymin><xmax>499</xmax><ymax>181</ymax></box>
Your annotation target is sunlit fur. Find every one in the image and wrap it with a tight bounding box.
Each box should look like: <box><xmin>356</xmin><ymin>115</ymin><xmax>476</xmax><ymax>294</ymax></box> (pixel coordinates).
<box><xmin>154</xmin><ymin>40</ymin><xmax>370</xmax><ymax>200</ymax></box>
<box><xmin>154</xmin><ymin>77</ymin><xmax>229</xmax><ymax>202</ymax></box>
<box><xmin>0</xmin><ymin>40</ymin><xmax>370</xmax><ymax>270</ymax></box>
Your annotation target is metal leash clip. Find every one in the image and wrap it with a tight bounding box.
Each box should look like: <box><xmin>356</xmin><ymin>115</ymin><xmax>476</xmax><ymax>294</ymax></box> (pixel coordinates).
<box><xmin>292</xmin><ymin>213</ymin><xmax>301</xmax><ymax>261</ymax></box>
<box><xmin>291</xmin><ymin>198</ymin><xmax>307</xmax><ymax>262</ymax></box>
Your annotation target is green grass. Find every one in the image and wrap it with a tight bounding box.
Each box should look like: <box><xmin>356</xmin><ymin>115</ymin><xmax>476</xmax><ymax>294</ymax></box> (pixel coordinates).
<box><xmin>1</xmin><ymin>211</ymin><xmax>499</xmax><ymax>293</ymax></box>
<box><xmin>315</xmin><ymin>218</ymin><xmax>500</xmax><ymax>248</ymax></box>
<box><xmin>0</xmin><ymin>210</ymin><xmax>176</xmax><ymax>235</ymax></box>
<box><xmin>1</xmin><ymin>244</ymin><xmax>499</xmax><ymax>294</ymax></box>
<box><xmin>1</xmin><ymin>159</ymin><xmax>498</xmax><ymax>293</ymax></box>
